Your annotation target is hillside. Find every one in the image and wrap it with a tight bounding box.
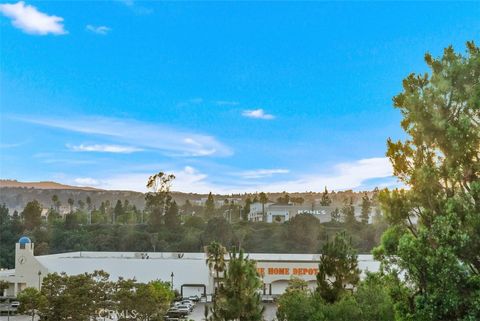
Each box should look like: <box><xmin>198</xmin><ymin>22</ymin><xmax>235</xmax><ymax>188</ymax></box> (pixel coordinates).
<box><xmin>0</xmin><ymin>179</ymin><xmax>377</xmax><ymax>213</ymax></box>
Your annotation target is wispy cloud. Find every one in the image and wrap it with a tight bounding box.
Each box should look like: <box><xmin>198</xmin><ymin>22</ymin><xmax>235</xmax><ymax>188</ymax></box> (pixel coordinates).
<box><xmin>238</xmin><ymin>169</ymin><xmax>290</xmax><ymax>179</ymax></box>
<box><xmin>70</xmin><ymin>157</ymin><xmax>396</xmax><ymax>194</ymax></box>
<box><xmin>117</xmin><ymin>0</ymin><xmax>153</xmax><ymax>15</ymax></box>
<box><xmin>0</xmin><ymin>1</ymin><xmax>67</xmax><ymax>35</ymax></box>
<box><xmin>68</xmin><ymin>144</ymin><xmax>142</xmax><ymax>154</ymax></box>
<box><xmin>253</xmin><ymin>157</ymin><xmax>395</xmax><ymax>192</ymax></box>
<box><xmin>0</xmin><ymin>141</ymin><xmax>27</xmax><ymax>148</ymax></box>
<box><xmin>86</xmin><ymin>24</ymin><xmax>111</xmax><ymax>35</ymax></box>
<box><xmin>215</xmin><ymin>101</ymin><xmax>240</xmax><ymax>106</ymax></box>
<box><xmin>15</xmin><ymin>115</ymin><xmax>232</xmax><ymax>157</ymax></box>
<box><xmin>242</xmin><ymin>109</ymin><xmax>275</xmax><ymax>120</ymax></box>
<box><xmin>177</xmin><ymin>98</ymin><xmax>204</xmax><ymax>107</ymax></box>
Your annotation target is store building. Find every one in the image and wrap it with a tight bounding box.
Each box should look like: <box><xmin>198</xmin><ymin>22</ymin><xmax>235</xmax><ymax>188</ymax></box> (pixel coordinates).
<box><xmin>0</xmin><ymin>238</ymin><xmax>380</xmax><ymax>298</ymax></box>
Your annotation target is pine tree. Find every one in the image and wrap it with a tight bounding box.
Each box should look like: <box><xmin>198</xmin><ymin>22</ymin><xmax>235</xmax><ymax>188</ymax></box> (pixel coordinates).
<box><xmin>210</xmin><ymin>249</ymin><xmax>264</xmax><ymax>321</ymax></box>
<box><xmin>320</xmin><ymin>186</ymin><xmax>332</xmax><ymax>206</ymax></box>
<box><xmin>204</xmin><ymin>192</ymin><xmax>215</xmax><ymax>219</ymax></box>
<box><xmin>375</xmin><ymin>42</ymin><xmax>480</xmax><ymax>320</ymax></box>
<box><xmin>360</xmin><ymin>193</ymin><xmax>371</xmax><ymax>224</ymax></box>
<box><xmin>341</xmin><ymin>197</ymin><xmax>355</xmax><ymax>225</ymax></box>
<box><xmin>243</xmin><ymin>196</ymin><xmax>252</xmax><ymax>221</ymax></box>
<box><xmin>317</xmin><ymin>232</ymin><xmax>360</xmax><ymax>303</ymax></box>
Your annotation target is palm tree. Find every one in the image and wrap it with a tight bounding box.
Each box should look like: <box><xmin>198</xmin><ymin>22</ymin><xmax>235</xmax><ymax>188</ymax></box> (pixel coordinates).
<box><xmin>205</xmin><ymin>241</ymin><xmax>227</xmax><ymax>294</ymax></box>
<box><xmin>258</xmin><ymin>192</ymin><xmax>268</xmax><ymax>221</ymax></box>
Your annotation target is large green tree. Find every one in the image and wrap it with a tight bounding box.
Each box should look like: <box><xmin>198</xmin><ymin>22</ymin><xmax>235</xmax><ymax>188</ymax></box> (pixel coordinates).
<box><xmin>374</xmin><ymin>42</ymin><xmax>480</xmax><ymax>320</ymax></box>
<box><xmin>210</xmin><ymin>249</ymin><xmax>264</xmax><ymax>321</ymax></box>
<box><xmin>17</xmin><ymin>287</ymin><xmax>45</xmax><ymax>321</ymax></box>
<box><xmin>145</xmin><ymin>172</ymin><xmax>175</xmax><ymax>230</ymax></box>
<box><xmin>22</xmin><ymin>200</ymin><xmax>42</xmax><ymax>230</ymax></box>
<box><xmin>317</xmin><ymin>231</ymin><xmax>360</xmax><ymax>303</ymax></box>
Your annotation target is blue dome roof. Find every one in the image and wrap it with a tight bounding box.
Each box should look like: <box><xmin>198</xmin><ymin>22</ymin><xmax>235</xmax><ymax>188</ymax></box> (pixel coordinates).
<box><xmin>18</xmin><ymin>236</ymin><xmax>32</xmax><ymax>245</ymax></box>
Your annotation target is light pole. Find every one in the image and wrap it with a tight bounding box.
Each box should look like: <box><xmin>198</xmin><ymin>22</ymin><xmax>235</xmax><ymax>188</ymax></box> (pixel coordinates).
<box><xmin>170</xmin><ymin>272</ymin><xmax>174</xmax><ymax>291</ymax></box>
<box><xmin>37</xmin><ymin>271</ymin><xmax>42</xmax><ymax>290</ymax></box>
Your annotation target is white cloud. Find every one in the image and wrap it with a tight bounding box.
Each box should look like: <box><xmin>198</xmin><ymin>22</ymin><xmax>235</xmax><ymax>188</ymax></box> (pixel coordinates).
<box><xmin>239</xmin><ymin>169</ymin><xmax>290</xmax><ymax>179</ymax></box>
<box><xmin>0</xmin><ymin>1</ymin><xmax>67</xmax><ymax>35</ymax></box>
<box><xmin>253</xmin><ymin>157</ymin><xmax>394</xmax><ymax>192</ymax></box>
<box><xmin>71</xmin><ymin>157</ymin><xmax>396</xmax><ymax>194</ymax></box>
<box><xmin>74</xmin><ymin>177</ymin><xmax>100</xmax><ymax>186</ymax></box>
<box><xmin>86</xmin><ymin>24</ymin><xmax>111</xmax><ymax>35</ymax></box>
<box><xmin>242</xmin><ymin>109</ymin><xmax>275</xmax><ymax>120</ymax></box>
<box><xmin>68</xmin><ymin>144</ymin><xmax>142</xmax><ymax>154</ymax></box>
<box><xmin>17</xmin><ymin>115</ymin><xmax>232</xmax><ymax>157</ymax></box>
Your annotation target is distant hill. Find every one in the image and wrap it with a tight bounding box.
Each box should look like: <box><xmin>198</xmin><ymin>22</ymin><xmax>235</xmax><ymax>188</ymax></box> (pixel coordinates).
<box><xmin>0</xmin><ymin>179</ymin><xmax>377</xmax><ymax>214</ymax></box>
<box><xmin>0</xmin><ymin>179</ymin><xmax>102</xmax><ymax>191</ymax></box>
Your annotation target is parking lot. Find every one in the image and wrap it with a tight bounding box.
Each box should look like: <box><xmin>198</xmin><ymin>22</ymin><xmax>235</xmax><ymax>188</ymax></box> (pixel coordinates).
<box><xmin>0</xmin><ymin>303</ymin><xmax>277</xmax><ymax>321</ymax></box>
<box><xmin>187</xmin><ymin>302</ymin><xmax>277</xmax><ymax>321</ymax></box>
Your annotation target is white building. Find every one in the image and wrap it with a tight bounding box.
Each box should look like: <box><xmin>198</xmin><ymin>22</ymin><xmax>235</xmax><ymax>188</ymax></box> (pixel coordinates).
<box><xmin>248</xmin><ymin>203</ymin><xmax>379</xmax><ymax>224</ymax></box>
<box><xmin>0</xmin><ymin>237</ymin><xmax>380</xmax><ymax>298</ymax></box>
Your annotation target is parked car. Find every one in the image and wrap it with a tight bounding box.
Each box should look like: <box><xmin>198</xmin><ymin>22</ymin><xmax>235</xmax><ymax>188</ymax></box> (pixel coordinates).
<box><xmin>180</xmin><ymin>299</ymin><xmax>195</xmax><ymax>307</ymax></box>
<box><xmin>187</xmin><ymin>295</ymin><xmax>200</xmax><ymax>302</ymax></box>
<box><xmin>174</xmin><ymin>305</ymin><xmax>191</xmax><ymax>315</ymax></box>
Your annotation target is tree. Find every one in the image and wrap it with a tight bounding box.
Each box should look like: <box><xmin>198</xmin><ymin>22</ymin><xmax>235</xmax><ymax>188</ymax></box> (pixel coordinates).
<box><xmin>17</xmin><ymin>287</ymin><xmax>45</xmax><ymax>321</ymax></box>
<box><xmin>258</xmin><ymin>192</ymin><xmax>269</xmax><ymax>220</ymax></box>
<box><xmin>51</xmin><ymin>195</ymin><xmax>61</xmax><ymax>212</ymax></box>
<box><xmin>320</xmin><ymin>186</ymin><xmax>332</xmax><ymax>206</ymax></box>
<box><xmin>292</xmin><ymin>196</ymin><xmax>305</xmax><ymax>205</ymax></box>
<box><xmin>164</xmin><ymin>200</ymin><xmax>180</xmax><ymax>229</ymax></box>
<box><xmin>77</xmin><ymin>199</ymin><xmax>85</xmax><ymax>211</ymax></box>
<box><xmin>22</xmin><ymin>200</ymin><xmax>42</xmax><ymax>230</ymax></box>
<box><xmin>330</xmin><ymin>208</ymin><xmax>340</xmax><ymax>223</ymax></box>
<box><xmin>204</xmin><ymin>192</ymin><xmax>216</xmax><ymax>219</ymax></box>
<box><xmin>145</xmin><ymin>172</ymin><xmax>175</xmax><ymax>230</ymax></box>
<box><xmin>317</xmin><ymin>232</ymin><xmax>360</xmax><ymax>303</ymax></box>
<box><xmin>182</xmin><ymin>199</ymin><xmax>193</xmax><ymax>216</ymax></box>
<box><xmin>360</xmin><ymin>193</ymin><xmax>371</xmax><ymax>224</ymax></box>
<box><xmin>286</xmin><ymin>214</ymin><xmax>322</xmax><ymax>253</ymax></box>
<box><xmin>113</xmin><ymin>200</ymin><xmax>123</xmax><ymax>224</ymax></box>
<box><xmin>277</xmin><ymin>193</ymin><xmax>290</xmax><ymax>204</ymax></box>
<box><xmin>242</xmin><ymin>196</ymin><xmax>252</xmax><ymax>221</ymax></box>
<box><xmin>341</xmin><ymin>197</ymin><xmax>355</xmax><ymax>226</ymax></box>
<box><xmin>129</xmin><ymin>280</ymin><xmax>174</xmax><ymax>321</ymax></box>
<box><xmin>86</xmin><ymin>196</ymin><xmax>92</xmax><ymax>211</ymax></box>
<box><xmin>354</xmin><ymin>273</ymin><xmax>394</xmax><ymax>321</ymax></box>
<box><xmin>67</xmin><ymin>198</ymin><xmax>74</xmax><ymax>213</ymax></box>
<box><xmin>276</xmin><ymin>279</ymin><xmax>313</xmax><ymax>321</ymax></box>
<box><xmin>205</xmin><ymin>241</ymin><xmax>227</xmax><ymax>295</ymax></box>
<box><xmin>210</xmin><ymin>249</ymin><xmax>264</xmax><ymax>321</ymax></box>
<box><xmin>0</xmin><ymin>280</ymin><xmax>9</xmax><ymax>296</ymax></box>
<box><xmin>374</xmin><ymin>42</ymin><xmax>480</xmax><ymax>320</ymax></box>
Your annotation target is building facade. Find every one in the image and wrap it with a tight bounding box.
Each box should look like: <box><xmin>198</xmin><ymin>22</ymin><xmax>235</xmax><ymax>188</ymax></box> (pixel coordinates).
<box><xmin>0</xmin><ymin>238</ymin><xmax>380</xmax><ymax>299</ymax></box>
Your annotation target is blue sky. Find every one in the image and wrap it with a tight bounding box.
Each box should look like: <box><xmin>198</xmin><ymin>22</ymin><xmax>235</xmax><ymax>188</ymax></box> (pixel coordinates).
<box><xmin>0</xmin><ymin>1</ymin><xmax>479</xmax><ymax>193</ymax></box>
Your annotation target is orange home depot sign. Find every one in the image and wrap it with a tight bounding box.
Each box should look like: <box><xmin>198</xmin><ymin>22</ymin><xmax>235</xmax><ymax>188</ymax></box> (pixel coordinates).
<box><xmin>257</xmin><ymin>267</ymin><xmax>319</xmax><ymax>276</ymax></box>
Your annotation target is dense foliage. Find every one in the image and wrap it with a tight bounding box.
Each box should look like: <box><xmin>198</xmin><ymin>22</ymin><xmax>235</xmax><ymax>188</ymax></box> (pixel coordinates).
<box><xmin>0</xmin><ymin>202</ymin><xmax>386</xmax><ymax>269</ymax></box>
<box><xmin>277</xmin><ymin>234</ymin><xmax>393</xmax><ymax>321</ymax></box>
<box><xmin>16</xmin><ymin>271</ymin><xmax>174</xmax><ymax>321</ymax></box>
<box><xmin>374</xmin><ymin>42</ymin><xmax>480</xmax><ymax>321</ymax></box>
<box><xmin>209</xmin><ymin>249</ymin><xmax>264</xmax><ymax>321</ymax></box>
